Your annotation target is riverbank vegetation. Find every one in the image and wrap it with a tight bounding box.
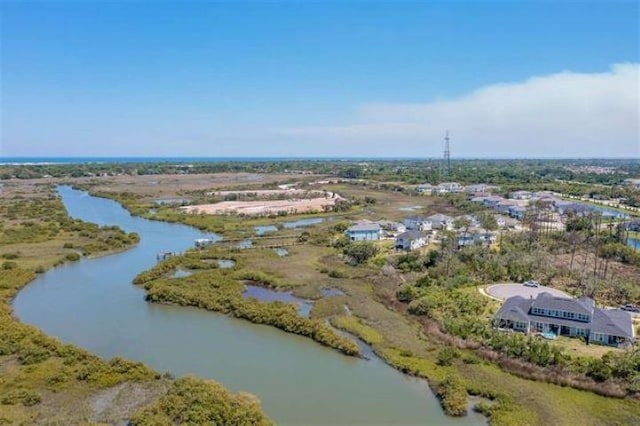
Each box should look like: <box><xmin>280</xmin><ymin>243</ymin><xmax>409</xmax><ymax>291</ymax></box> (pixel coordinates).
<box><xmin>134</xmin><ymin>253</ymin><xmax>360</xmax><ymax>356</ymax></box>
<box><xmin>0</xmin><ymin>182</ymin><xmax>271</xmax><ymax>424</ymax></box>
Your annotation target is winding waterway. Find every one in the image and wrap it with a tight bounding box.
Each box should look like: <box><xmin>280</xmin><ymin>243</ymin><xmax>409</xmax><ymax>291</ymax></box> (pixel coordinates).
<box><xmin>14</xmin><ymin>186</ymin><xmax>483</xmax><ymax>425</ymax></box>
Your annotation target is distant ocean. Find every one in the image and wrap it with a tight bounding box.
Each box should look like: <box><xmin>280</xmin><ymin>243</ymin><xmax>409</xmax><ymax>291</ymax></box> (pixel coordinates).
<box><xmin>0</xmin><ymin>156</ymin><xmax>428</xmax><ymax>165</ymax></box>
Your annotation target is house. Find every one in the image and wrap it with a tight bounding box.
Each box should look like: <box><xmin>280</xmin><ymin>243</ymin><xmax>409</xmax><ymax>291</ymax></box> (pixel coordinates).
<box><xmin>345</xmin><ymin>222</ymin><xmax>381</xmax><ymax>241</ymax></box>
<box><xmin>435</xmin><ymin>182</ymin><xmax>465</xmax><ymax>193</ymax></box>
<box><xmin>470</xmin><ymin>194</ymin><xmax>491</xmax><ymax>204</ymax></box>
<box><xmin>395</xmin><ymin>230</ymin><xmax>427</xmax><ymax>251</ymax></box>
<box><xmin>511</xmin><ymin>190</ymin><xmax>533</xmax><ymax>200</ymax></box>
<box><xmin>625</xmin><ymin>179</ymin><xmax>640</xmax><ymax>190</ymax></box>
<box><xmin>457</xmin><ymin>214</ymin><xmax>480</xmax><ymax>227</ymax></box>
<box><xmin>482</xmin><ymin>195</ymin><xmax>505</xmax><ymax>208</ymax></box>
<box><xmin>403</xmin><ymin>216</ymin><xmax>432</xmax><ymax>231</ymax></box>
<box><xmin>427</xmin><ymin>214</ymin><xmax>455</xmax><ymax>230</ymax></box>
<box><xmin>376</xmin><ymin>220</ymin><xmax>407</xmax><ymax>234</ymax></box>
<box><xmin>492</xmin><ymin>292</ymin><xmax>634</xmax><ymax>347</ymax></box>
<box><xmin>195</xmin><ymin>238</ymin><xmax>217</xmax><ymax>248</ymax></box>
<box><xmin>496</xmin><ymin>199</ymin><xmax>519</xmax><ymax>214</ymax></box>
<box><xmin>416</xmin><ymin>183</ymin><xmax>436</xmax><ymax>194</ymax></box>
<box><xmin>495</xmin><ymin>215</ymin><xmax>520</xmax><ymax>228</ymax></box>
<box><xmin>466</xmin><ymin>184</ymin><xmax>497</xmax><ymax>194</ymax></box>
<box><xmin>457</xmin><ymin>231</ymin><xmax>497</xmax><ymax>248</ymax></box>
<box><xmin>508</xmin><ymin>205</ymin><xmax>527</xmax><ymax>220</ymax></box>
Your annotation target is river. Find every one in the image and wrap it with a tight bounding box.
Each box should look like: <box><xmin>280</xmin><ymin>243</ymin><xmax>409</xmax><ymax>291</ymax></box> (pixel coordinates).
<box><xmin>13</xmin><ymin>186</ymin><xmax>483</xmax><ymax>425</ymax></box>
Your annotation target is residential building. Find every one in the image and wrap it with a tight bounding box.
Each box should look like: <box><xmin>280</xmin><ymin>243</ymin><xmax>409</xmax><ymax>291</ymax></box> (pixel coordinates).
<box><xmin>403</xmin><ymin>216</ymin><xmax>432</xmax><ymax>231</ymax></box>
<box><xmin>345</xmin><ymin>222</ymin><xmax>381</xmax><ymax>241</ymax></box>
<box><xmin>466</xmin><ymin>183</ymin><xmax>498</xmax><ymax>194</ymax></box>
<box><xmin>435</xmin><ymin>182</ymin><xmax>465</xmax><ymax>193</ymax></box>
<box><xmin>457</xmin><ymin>231</ymin><xmax>497</xmax><ymax>248</ymax></box>
<box><xmin>428</xmin><ymin>214</ymin><xmax>455</xmax><ymax>230</ymax></box>
<box><xmin>511</xmin><ymin>190</ymin><xmax>533</xmax><ymax>200</ymax></box>
<box><xmin>395</xmin><ymin>230</ymin><xmax>427</xmax><ymax>251</ymax></box>
<box><xmin>508</xmin><ymin>205</ymin><xmax>527</xmax><ymax>220</ymax></box>
<box><xmin>625</xmin><ymin>179</ymin><xmax>640</xmax><ymax>190</ymax></box>
<box><xmin>416</xmin><ymin>183</ymin><xmax>436</xmax><ymax>194</ymax></box>
<box><xmin>496</xmin><ymin>199</ymin><xmax>520</xmax><ymax>214</ymax></box>
<box><xmin>482</xmin><ymin>195</ymin><xmax>505</xmax><ymax>208</ymax></box>
<box><xmin>376</xmin><ymin>220</ymin><xmax>407</xmax><ymax>235</ymax></box>
<box><xmin>492</xmin><ymin>292</ymin><xmax>634</xmax><ymax>347</ymax></box>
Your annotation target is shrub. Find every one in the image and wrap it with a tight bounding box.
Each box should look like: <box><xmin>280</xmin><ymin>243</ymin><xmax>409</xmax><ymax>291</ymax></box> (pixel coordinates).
<box><xmin>436</xmin><ymin>346</ymin><xmax>460</xmax><ymax>366</ymax></box>
<box><xmin>1</xmin><ymin>261</ymin><xmax>17</xmax><ymax>270</ymax></box>
<box><xmin>328</xmin><ymin>269</ymin><xmax>347</xmax><ymax>279</ymax></box>
<box><xmin>437</xmin><ymin>373</ymin><xmax>468</xmax><ymax>416</ymax></box>
<box><xmin>342</xmin><ymin>242</ymin><xmax>379</xmax><ymax>265</ymax></box>
<box><xmin>1</xmin><ymin>389</ymin><xmax>41</xmax><ymax>407</ymax></box>
<box><xmin>396</xmin><ymin>284</ymin><xmax>419</xmax><ymax>302</ymax></box>
<box><xmin>65</xmin><ymin>252</ymin><xmax>81</xmax><ymax>262</ymax></box>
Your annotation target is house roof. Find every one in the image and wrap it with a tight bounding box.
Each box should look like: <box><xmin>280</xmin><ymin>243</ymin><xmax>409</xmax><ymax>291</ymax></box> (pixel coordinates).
<box><xmin>347</xmin><ymin>223</ymin><xmax>381</xmax><ymax>232</ymax></box>
<box><xmin>377</xmin><ymin>220</ymin><xmax>404</xmax><ymax>228</ymax></box>
<box><xmin>590</xmin><ymin>309</ymin><xmax>634</xmax><ymax>338</ymax></box>
<box><xmin>427</xmin><ymin>213</ymin><xmax>453</xmax><ymax>222</ymax></box>
<box><xmin>531</xmin><ymin>292</ymin><xmax>594</xmax><ymax>316</ymax></box>
<box><xmin>494</xmin><ymin>296</ymin><xmax>532</xmax><ymax>323</ymax></box>
<box><xmin>396</xmin><ymin>230</ymin><xmax>424</xmax><ymax>241</ymax></box>
<box><xmin>404</xmin><ymin>216</ymin><xmax>431</xmax><ymax>222</ymax></box>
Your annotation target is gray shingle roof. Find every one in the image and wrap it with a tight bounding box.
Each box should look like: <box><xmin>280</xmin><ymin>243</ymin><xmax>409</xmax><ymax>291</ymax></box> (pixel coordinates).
<box><xmin>530</xmin><ymin>292</ymin><xmax>593</xmax><ymax>316</ymax></box>
<box><xmin>347</xmin><ymin>223</ymin><xmax>381</xmax><ymax>232</ymax></box>
<box><xmin>427</xmin><ymin>214</ymin><xmax>453</xmax><ymax>222</ymax></box>
<box><xmin>494</xmin><ymin>296</ymin><xmax>532</xmax><ymax>323</ymax></box>
<box><xmin>396</xmin><ymin>230</ymin><xmax>424</xmax><ymax>241</ymax></box>
<box><xmin>590</xmin><ymin>309</ymin><xmax>634</xmax><ymax>338</ymax></box>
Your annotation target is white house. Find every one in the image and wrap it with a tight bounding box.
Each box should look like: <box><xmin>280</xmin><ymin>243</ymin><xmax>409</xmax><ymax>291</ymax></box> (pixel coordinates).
<box><xmin>435</xmin><ymin>182</ymin><xmax>465</xmax><ymax>193</ymax></box>
<box><xmin>403</xmin><ymin>216</ymin><xmax>432</xmax><ymax>231</ymax></box>
<box><xmin>376</xmin><ymin>220</ymin><xmax>407</xmax><ymax>235</ymax></box>
<box><xmin>466</xmin><ymin>183</ymin><xmax>497</xmax><ymax>194</ymax></box>
<box><xmin>427</xmin><ymin>214</ymin><xmax>455</xmax><ymax>230</ymax></box>
<box><xmin>395</xmin><ymin>230</ymin><xmax>427</xmax><ymax>251</ymax></box>
<box><xmin>458</xmin><ymin>231</ymin><xmax>497</xmax><ymax>248</ymax></box>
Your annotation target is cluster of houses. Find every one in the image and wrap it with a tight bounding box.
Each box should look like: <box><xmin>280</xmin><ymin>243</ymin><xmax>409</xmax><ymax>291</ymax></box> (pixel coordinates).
<box><xmin>344</xmin><ymin>211</ymin><xmax>508</xmax><ymax>252</ymax></box>
<box><xmin>493</xmin><ymin>291</ymin><xmax>635</xmax><ymax>348</ymax></box>
<box><xmin>416</xmin><ymin>182</ymin><xmax>498</xmax><ymax>195</ymax></box>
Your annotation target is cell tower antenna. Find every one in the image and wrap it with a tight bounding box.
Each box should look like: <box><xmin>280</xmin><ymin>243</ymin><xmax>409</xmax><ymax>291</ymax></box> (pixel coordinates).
<box><xmin>443</xmin><ymin>131</ymin><xmax>451</xmax><ymax>176</ymax></box>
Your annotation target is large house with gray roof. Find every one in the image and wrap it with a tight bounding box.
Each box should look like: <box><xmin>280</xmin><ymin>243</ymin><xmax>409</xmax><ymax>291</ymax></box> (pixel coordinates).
<box><xmin>493</xmin><ymin>292</ymin><xmax>634</xmax><ymax>347</ymax></box>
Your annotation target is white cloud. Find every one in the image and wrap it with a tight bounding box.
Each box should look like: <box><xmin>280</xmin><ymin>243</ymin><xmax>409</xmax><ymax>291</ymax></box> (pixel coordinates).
<box><xmin>274</xmin><ymin>63</ymin><xmax>640</xmax><ymax>158</ymax></box>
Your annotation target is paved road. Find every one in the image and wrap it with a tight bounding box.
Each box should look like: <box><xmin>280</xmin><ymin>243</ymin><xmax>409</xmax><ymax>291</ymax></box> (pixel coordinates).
<box><xmin>486</xmin><ymin>283</ymin><xmax>570</xmax><ymax>301</ymax></box>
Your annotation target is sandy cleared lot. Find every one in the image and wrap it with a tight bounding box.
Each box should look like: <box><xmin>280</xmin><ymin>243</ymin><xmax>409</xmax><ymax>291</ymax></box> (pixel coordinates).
<box><xmin>486</xmin><ymin>283</ymin><xmax>570</xmax><ymax>301</ymax></box>
<box><xmin>181</xmin><ymin>196</ymin><xmax>341</xmax><ymax>215</ymax></box>
<box><xmin>208</xmin><ymin>189</ymin><xmax>326</xmax><ymax>197</ymax></box>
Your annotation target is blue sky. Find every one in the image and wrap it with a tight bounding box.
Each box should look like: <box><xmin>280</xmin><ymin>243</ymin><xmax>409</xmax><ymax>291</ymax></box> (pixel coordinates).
<box><xmin>1</xmin><ymin>1</ymin><xmax>638</xmax><ymax>158</ymax></box>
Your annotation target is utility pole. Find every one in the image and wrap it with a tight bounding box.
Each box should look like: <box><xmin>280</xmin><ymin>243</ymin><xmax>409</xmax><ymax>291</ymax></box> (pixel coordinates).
<box><xmin>443</xmin><ymin>131</ymin><xmax>451</xmax><ymax>177</ymax></box>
